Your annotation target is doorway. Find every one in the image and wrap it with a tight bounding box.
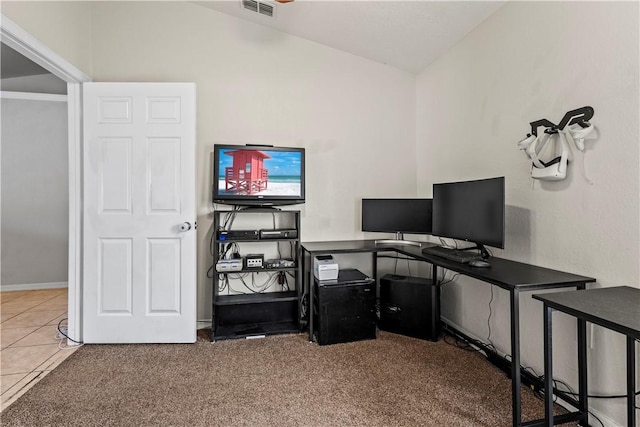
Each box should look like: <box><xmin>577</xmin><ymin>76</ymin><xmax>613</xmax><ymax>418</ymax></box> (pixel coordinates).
<box><xmin>1</xmin><ymin>14</ymin><xmax>90</xmax><ymax>343</ymax></box>
<box><xmin>1</xmin><ymin>43</ymin><xmax>69</xmax><ymax>290</ymax></box>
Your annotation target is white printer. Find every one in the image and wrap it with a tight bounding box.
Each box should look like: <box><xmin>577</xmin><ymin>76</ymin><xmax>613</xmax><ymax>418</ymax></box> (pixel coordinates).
<box><xmin>313</xmin><ymin>255</ymin><xmax>339</xmax><ymax>281</ymax></box>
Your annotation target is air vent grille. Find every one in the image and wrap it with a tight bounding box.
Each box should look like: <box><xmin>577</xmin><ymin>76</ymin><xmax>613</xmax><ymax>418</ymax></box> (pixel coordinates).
<box><xmin>242</xmin><ymin>0</ymin><xmax>275</xmax><ymax>18</ymax></box>
<box><xmin>242</xmin><ymin>0</ymin><xmax>258</xmax><ymax>12</ymax></box>
<box><xmin>258</xmin><ymin>3</ymin><xmax>273</xmax><ymax>17</ymax></box>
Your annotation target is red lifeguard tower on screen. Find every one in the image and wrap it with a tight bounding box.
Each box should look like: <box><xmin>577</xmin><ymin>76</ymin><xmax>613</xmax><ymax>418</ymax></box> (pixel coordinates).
<box><xmin>224</xmin><ymin>149</ymin><xmax>270</xmax><ymax>195</ymax></box>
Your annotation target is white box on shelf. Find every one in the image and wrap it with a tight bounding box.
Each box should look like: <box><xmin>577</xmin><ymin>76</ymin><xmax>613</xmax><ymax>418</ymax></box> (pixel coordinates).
<box><xmin>313</xmin><ymin>255</ymin><xmax>339</xmax><ymax>281</ymax></box>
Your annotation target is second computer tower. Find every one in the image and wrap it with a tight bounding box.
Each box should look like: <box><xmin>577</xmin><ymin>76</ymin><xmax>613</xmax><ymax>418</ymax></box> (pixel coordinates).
<box><xmin>313</xmin><ymin>269</ymin><xmax>376</xmax><ymax>345</ymax></box>
<box><xmin>379</xmin><ymin>274</ymin><xmax>440</xmax><ymax>341</ymax></box>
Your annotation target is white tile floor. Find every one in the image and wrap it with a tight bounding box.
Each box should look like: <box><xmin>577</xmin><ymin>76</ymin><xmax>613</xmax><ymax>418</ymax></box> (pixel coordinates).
<box><xmin>1</xmin><ymin>288</ymin><xmax>78</xmax><ymax>411</ymax></box>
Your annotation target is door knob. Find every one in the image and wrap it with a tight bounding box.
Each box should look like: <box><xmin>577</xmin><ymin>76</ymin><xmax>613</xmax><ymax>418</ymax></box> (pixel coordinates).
<box><xmin>179</xmin><ymin>222</ymin><xmax>192</xmax><ymax>232</ymax></box>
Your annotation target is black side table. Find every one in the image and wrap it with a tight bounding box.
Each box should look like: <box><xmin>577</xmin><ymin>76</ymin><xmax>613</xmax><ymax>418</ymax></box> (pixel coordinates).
<box><xmin>533</xmin><ymin>286</ymin><xmax>640</xmax><ymax>427</ymax></box>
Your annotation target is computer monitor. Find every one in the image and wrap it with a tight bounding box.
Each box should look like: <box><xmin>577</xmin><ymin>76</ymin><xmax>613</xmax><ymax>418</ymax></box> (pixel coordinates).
<box><xmin>430</xmin><ymin>177</ymin><xmax>505</xmax><ymax>257</ymax></box>
<box><xmin>212</xmin><ymin>144</ymin><xmax>305</xmax><ymax>207</ymax></box>
<box><xmin>361</xmin><ymin>198</ymin><xmax>432</xmax><ymax>246</ymax></box>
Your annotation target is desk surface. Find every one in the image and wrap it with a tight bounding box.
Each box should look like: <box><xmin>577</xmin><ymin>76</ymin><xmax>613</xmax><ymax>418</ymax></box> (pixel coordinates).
<box><xmin>301</xmin><ymin>240</ymin><xmax>596</xmax><ymax>292</ymax></box>
<box><xmin>533</xmin><ymin>286</ymin><xmax>640</xmax><ymax>339</ymax></box>
<box><xmin>301</xmin><ymin>239</ymin><xmax>395</xmax><ymax>254</ymax></box>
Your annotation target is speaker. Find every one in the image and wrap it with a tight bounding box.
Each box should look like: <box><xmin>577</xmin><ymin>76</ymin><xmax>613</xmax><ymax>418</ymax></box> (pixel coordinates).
<box><xmin>314</xmin><ymin>269</ymin><xmax>376</xmax><ymax>345</ymax></box>
<box><xmin>379</xmin><ymin>274</ymin><xmax>439</xmax><ymax>341</ymax></box>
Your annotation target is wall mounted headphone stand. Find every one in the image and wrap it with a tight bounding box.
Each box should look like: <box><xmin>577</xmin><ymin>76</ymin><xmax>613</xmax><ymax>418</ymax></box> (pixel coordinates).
<box><xmin>529</xmin><ymin>105</ymin><xmax>595</xmax><ymax>136</ymax></box>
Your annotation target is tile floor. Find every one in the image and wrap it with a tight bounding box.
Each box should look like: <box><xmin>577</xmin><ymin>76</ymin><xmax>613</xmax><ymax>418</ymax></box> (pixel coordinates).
<box><xmin>1</xmin><ymin>288</ymin><xmax>78</xmax><ymax>411</ymax></box>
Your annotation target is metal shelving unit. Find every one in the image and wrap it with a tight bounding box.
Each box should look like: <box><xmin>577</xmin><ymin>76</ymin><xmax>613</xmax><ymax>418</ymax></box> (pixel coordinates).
<box><xmin>211</xmin><ymin>208</ymin><xmax>300</xmax><ymax>341</ymax></box>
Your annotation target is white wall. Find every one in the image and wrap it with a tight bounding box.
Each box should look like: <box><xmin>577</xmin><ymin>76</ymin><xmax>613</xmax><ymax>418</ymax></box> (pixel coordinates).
<box><xmin>416</xmin><ymin>2</ymin><xmax>639</xmax><ymax>425</ymax></box>
<box><xmin>1</xmin><ymin>1</ymin><xmax>93</xmax><ymax>77</ymax></box>
<box><xmin>1</xmin><ymin>97</ymin><xmax>69</xmax><ymax>287</ymax></box>
<box><xmin>1</xmin><ymin>74</ymin><xmax>68</xmax><ymax>94</ymax></box>
<box><xmin>88</xmin><ymin>1</ymin><xmax>417</xmax><ymax>320</ymax></box>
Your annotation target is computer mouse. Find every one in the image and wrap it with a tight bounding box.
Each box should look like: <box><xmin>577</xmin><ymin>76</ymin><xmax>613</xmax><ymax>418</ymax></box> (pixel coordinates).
<box><xmin>469</xmin><ymin>259</ymin><xmax>491</xmax><ymax>268</ymax></box>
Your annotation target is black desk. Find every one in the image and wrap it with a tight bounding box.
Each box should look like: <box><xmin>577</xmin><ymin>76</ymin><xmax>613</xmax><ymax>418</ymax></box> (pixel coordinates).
<box><xmin>301</xmin><ymin>239</ymin><xmax>596</xmax><ymax>427</ymax></box>
<box><xmin>533</xmin><ymin>286</ymin><xmax>640</xmax><ymax>427</ymax></box>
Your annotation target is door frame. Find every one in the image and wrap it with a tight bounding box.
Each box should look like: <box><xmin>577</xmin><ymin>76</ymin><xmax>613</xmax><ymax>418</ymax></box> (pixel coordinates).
<box><xmin>1</xmin><ymin>14</ymin><xmax>91</xmax><ymax>343</ymax></box>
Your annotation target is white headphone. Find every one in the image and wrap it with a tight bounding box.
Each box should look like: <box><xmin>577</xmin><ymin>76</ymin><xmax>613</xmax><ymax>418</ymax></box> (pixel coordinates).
<box><xmin>566</xmin><ymin>122</ymin><xmax>594</xmax><ymax>151</ymax></box>
<box><xmin>517</xmin><ymin>129</ymin><xmax>569</xmax><ymax>181</ymax></box>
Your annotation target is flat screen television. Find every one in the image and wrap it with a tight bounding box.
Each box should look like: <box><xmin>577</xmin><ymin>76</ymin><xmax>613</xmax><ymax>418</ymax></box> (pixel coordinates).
<box><xmin>212</xmin><ymin>144</ymin><xmax>305</xmax><ymax>206</ymax></box>
<box><xmin>362</xmin><ymin>198</ymin><xmax>432</xmax><ymax>247</ymax></box>
<box><xmin>430</xmin><ymin>177</ymin><xmax>505</xmax><ymax>257</ymax></box>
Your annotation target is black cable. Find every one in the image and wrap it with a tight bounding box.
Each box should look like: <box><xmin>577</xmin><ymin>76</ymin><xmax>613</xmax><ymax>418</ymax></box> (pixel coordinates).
<box><xmin>442</xmin><ymin>333</ymin><xmax>478</xmax><ymax>352</ymax></box>
<box><xmin>558</xmin><ymin>389</ymin><xmax>640</xmax><ymax>399</ymax></box>
<box><xmin>540</xmin><ymin>371</ymin><xmax>640</xmax><ymax>400</ymax></box>
<box><xmin>439</xmin><ymin>270</ymin><xmax>461</xmax><ymax>286</ymax></box>
<box><xmin>440</xmin><ymin>323</ymin><xmax>485</xmax><ymax>355</ymax></box>
<box><xmin>549</xmin><ymin>380</ymin><xmax>606</xmax><ymax>427</ymax></box>
<box><xmin>57</xmin><ymin>318</ymin><xmax>83</xmax><ymax>344</ymax></box>
<box><xmin>487</xmin><ymin>286</ymin><xmax>495</xmax><ymax>347</ymax></box>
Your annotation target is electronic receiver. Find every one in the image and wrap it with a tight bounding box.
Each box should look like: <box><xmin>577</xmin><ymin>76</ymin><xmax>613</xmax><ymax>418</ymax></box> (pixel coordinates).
<box><xmin>259</xmin><ymin>229</ymin><xmax>298</xmax><ymax>239</ymax></box>
<box><xmin>217</xmin><ymin>230</ymin><xmax>260</xmax><ymax>241</ymax></box>
<box><xmin>264</xmin><ymin>259</ymin><xmax>296</xmax><ymax>268</ymax></box>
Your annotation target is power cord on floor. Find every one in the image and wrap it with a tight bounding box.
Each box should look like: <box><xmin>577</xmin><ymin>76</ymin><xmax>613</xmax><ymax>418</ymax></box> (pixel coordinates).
<box><xmin>442</xmin><ymin>333</ymin><xmax>478</xmax><ymax>352</ymax></box>
<box><xmin>56</xmin><ymin>318</ymin><xmax>83</xmax><ymax>349</ymax></box>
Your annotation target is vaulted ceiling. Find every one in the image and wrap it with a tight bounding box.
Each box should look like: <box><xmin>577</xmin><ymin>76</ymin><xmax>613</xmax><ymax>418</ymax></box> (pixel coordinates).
<box><xmin>1</xmin><ymin>42</ymin><xmax>50</xmax><ymax>79</ymax></box>
<box><xmin>194</xmin><ymin>1</ymin><xmax>506</xmax><ymax>73</ymax></box>
<box><xmin>1</xmin><ymin>1</ymin><xmax>505</xmax><ymax>82</ymax></box>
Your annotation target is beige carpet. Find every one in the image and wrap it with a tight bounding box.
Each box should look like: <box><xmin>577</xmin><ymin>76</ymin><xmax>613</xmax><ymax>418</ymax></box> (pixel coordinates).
<box><xmin>1</xmin><ymin>331</ymin><xmax>569</xmax><ymax>426</ymax></box>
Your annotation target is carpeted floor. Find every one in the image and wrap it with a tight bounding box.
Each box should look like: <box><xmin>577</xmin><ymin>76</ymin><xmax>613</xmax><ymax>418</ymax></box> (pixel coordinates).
<box><xmin>1</xmin><ymin>331</ymin><xmax>569</xmax><ymax>426</ymax></box>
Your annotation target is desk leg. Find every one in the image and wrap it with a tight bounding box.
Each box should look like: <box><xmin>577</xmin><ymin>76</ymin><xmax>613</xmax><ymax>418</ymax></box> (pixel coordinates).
<box><xmin>308</xmin><ymin>252</ymin><xmax>314</xmax><ymax>342</ymax></box>
<box><xmin>627</xmin><ymin>337</ymin><xmax>636</xmax><ymax>427</ymax></box>
<box><xmin>372</xmin><ymin>252</ymin><xmax>377</xmax><ymax>282</ymax></box>
<box><xmin>575</xmin><ymin>283</ymin><xmax>589</xmax><ymax>426</ymax></box>
<box><xmin>577</xmin><ymin>319</ymin><xmax>588</xmax><ymax>425</ymax></box>
<box><xmin>543</xmin><ymin>304</ymin><xmax>554</xmax><ymax>427</ymax></box>
<box><xmin>510</xmin><ymin>289</ymin><xmax>522</xmax><ymax>427</ymax></box>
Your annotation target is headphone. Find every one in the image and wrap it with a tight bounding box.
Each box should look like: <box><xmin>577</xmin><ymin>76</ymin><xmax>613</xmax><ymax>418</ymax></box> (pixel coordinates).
<box><xmin>566</xmin><ymin>121</ymin><xmax>594</xmax><ymax>152</ymax></box>
<box><xmin>517</xmin><ymin>131</ymin><xmax>569</xmax><ymax>180</ymax></box>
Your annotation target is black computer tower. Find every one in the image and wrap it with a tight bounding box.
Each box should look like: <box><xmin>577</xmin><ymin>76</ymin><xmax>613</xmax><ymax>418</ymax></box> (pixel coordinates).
<box><xmin>379</xmin><ymin>274</ymin><xmax>440</xmax><ymax>341</ymax></box>
<box><xmin>313</xmin><ymin>269</ymin><xmax>376</xmax><ymax>345</ymax></box>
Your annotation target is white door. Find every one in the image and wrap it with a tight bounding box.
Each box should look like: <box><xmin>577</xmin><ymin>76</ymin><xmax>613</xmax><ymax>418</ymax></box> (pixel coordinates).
<box><xmin>83</xmin><ymin>83</ymin><xmax>196</xmax><ymax>343</ymax></box>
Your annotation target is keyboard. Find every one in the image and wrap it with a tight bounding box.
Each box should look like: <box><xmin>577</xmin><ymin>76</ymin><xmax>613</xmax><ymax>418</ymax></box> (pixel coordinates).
<box><xmin>421</xmin><ymin>246</ymin><xmax>481</xmax><ymax>264</ymax></box>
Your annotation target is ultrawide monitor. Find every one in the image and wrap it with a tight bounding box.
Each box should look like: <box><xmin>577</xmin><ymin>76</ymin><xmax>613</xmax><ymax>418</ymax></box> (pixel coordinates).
<box><xmin>432</xmin><ymin>177</ymin><xmax>505</xmax><ymax>249</ymax></box>
<box><xmin>362</xmin><ymin>199</ymin><xmax>432</xmax><ymax>235</ymax></box>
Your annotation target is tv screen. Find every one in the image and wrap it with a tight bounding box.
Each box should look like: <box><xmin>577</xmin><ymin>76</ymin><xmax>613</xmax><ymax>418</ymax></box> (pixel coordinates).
<box><xmin>212</xmin><ymin>144</ymin><xmax>305</xmax><ymax>206</ymax></box>
<box><xmin>362</xmin><ymin>199</ymin><xmax>432</xmax><ymax>234</ymax></box>
<box><xmin>431</xmin><ymin>177</ymin><xmax>505</xmax><ymax>249</ymax></box>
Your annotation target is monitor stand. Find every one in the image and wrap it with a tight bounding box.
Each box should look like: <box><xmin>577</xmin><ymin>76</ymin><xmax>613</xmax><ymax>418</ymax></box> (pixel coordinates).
<box><xmin>471</xmin><ymin>243</ymin><xmax>491</xmax><ymax>259</ymax></box>
<box><xmin>375</xmin><ymin>233</ymin><xmax>422</xmax><ymax>248</ymax></box>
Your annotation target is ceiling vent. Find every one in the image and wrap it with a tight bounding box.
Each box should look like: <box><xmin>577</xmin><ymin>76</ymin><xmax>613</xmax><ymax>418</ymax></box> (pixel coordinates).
<box><xmin>242</xmin><ymin>0</ymin><xmax>275</xmax><ymax>18</ymax></box>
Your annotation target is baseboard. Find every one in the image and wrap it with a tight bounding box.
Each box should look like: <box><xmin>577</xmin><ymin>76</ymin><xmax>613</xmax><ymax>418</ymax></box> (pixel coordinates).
<box><xmin>197</xmin><ymin>320</ymin><xmax>212</xmax><ymax>329</ymax></box>
<box><xmin>440</xmin><ymin>316</ymin><xmax>488</xmax><ymax>351</ymax></box>
<box><xmin>440</xmin><ymin>317</ymin><xmax>623</xmax><ymax>427</ymax></box>
<box><xmin>587</xmin><ymin>409</ymin><xmax>623</xmax><ymax>427</ymax></box>
<box><xmin>0</xmin><ymin>282</ymin><xmax>68</xmax><ymax>292</ymax></box>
